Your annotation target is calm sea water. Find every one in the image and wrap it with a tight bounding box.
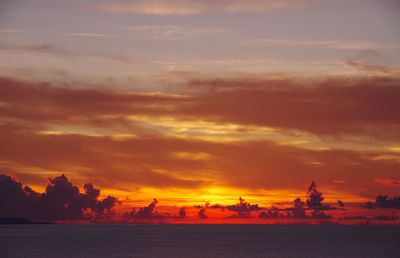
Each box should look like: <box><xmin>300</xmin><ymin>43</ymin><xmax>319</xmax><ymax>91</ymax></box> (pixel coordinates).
<box><xmin>1</xmin><ymin>224</ymin><xmax>399</xmax><ymax>258</ymax></box>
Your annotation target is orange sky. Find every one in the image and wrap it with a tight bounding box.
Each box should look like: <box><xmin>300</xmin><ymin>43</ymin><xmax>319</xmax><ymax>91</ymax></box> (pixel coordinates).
<box><xmin>0</xmin><ymin>0</ymin><xmax>399</xmax><ymax>223</ymax></box>
<box><xmin>1</xmin><ymin>76</ymin><xmax>399</xmax><ymax>206</ymax></box>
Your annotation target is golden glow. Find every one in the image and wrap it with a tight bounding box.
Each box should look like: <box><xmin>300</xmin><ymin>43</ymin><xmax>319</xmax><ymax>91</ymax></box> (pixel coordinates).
<box><xmin>388</xmin><ymin>147</ymin><xmax>400</xmax><ymax>152</ymax></box>
<box><xmin>371</xmin><ymin>154</ymin><xmax>400</xmax><ymax>162</ymax></box>
<box><xmin>171</xmin><ymin>151</ymin><xmax>212</xmax><ymax>161</ymax></box>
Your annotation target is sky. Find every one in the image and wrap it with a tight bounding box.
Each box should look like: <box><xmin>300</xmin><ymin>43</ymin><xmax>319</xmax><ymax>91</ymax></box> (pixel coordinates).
<box><xmin>0</xmin><ymin>0</ymin><xmax>400</xmax><ymax>223</ymax></box>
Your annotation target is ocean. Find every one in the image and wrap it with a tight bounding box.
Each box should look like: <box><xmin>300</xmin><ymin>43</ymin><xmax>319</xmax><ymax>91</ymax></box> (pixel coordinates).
<box><xmin>1</xmin><ymin>224</ymin><xmax>399</xmax><ymax>257</ymax></box>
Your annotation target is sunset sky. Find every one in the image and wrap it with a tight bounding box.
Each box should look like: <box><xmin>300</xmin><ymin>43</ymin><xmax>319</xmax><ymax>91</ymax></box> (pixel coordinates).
<box><xmin>0</xmin><ymin>0</ymin><xmax>400</xmax><ymax>222</ymax></box>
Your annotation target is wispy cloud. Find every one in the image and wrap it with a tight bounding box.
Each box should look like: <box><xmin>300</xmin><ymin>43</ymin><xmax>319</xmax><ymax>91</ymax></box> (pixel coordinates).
<box><xmin>345</xmin><ymin>59</ymin><xmax>400</xmax><ymax>76</ymax></box>
<box><xmin>123</xmin><ymin>25</ymin><xmax>225</xmax><ymax>40</ymax></box>
<box><xmin>0</xmin><ymin>42</ymin><xmax>142</xmax><ymax>64</ymax></box>
<box><xmin>374</xmin><ymin>178</ymin><xmax>400</xmax><ymax>188</ymax></box>
<box><xmin>66</xmin><ymin>32</ymin><xmax>112</xmax><ymax>38</ymax></box>
<box><xmin>0</xmin><ymin>29</ymin><xmax>36</xmax><ymax>34</ymax></box>
<box><xmin>240</xmin><ymin>38</ymin><xmax>400</xmax><ymax>50</ymax></box>
<box><xmin>0</xmin><ymin>42</ymin><xmax>70</xmax><ymax>55</ymax></box>
<box><xmin>97</xmin><ymin>0</ymin><xmax>305</xmax><ymax>15</ymax></box>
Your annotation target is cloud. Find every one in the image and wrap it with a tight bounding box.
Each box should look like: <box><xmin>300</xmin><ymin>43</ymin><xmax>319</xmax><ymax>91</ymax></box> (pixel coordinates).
<box><xmin>310</xmin><ymin>210</ymin><xmax>331</xmax><ymax>219</ymax></box>
<box><xmin>65</xmin><ymin>33</ymin><xmax>112</xmax><ymax>38</ymax></box>
<box><xmin>1</xmin><ymin>115</ymin><xmax>400</xmax><ymax>198</ymax></box>
<box><xmin>346</xmin><ymin>60</ymin><xmax>389</xmax><ymax>73</ymax></box>
<box><xmin>0</xmin><ymin>174</ymin><xmax>117</xmax><ymax>221</ymax></box>
<box><xmin>287</xmin><ymin>198</ymin><xmax>308</xmax><ymax>219</ymax></box>
<box><xmin>135</xmin><ymin>198</ymin><xmax>161</xmax><ymax>218</ymax></box>
<box><xmin>0</xmin><ymin>43</ymin><xmax>70</xmax><ymax>56</ymax></box>
<box><xmin>178</xmin><ymin>207</ymin><xmax>186</xmax><ymax>219</ymax></box>
<box><xmin>3</xmin><ymin>76</ymin><xmax>400</xmax><ymax>141</ymax></box>
<box><xmin>258</xmin><ymin>209</ymin><xmax>281</xmax><ymax>219</ymax></box>
<box><xmin>365</xmin><ymin>195</ymin><xmax>400</xmax><ymax>209</ymax></box>
<box><xmin>0</xmin><ymin>43</ymin><xmax>141</xmax><ymax>64</ymax></box>
<box><xmin>185</xmin><ymin>76</ymin><xmax>400</xmax><ymax>140</ymax></box>
<box><xmin>374</xmin><ymin>178</ymin><xmax>400</xmax><ymax>188</ymax></box>
<box><xmin>286</xmin><ymin>182</ymin><xmax>335</xmax><ymax>219</ymax></box>
<box><xmin>372</xmin><ymin>215</ymin><xmax>399</xmax><ymax>221</ymax></box>
<box><xmin>240</xmin><ymin>38</ymin><xmax>400</xmax><ymax>50</ymax></box>
<box><xmin>1</xmin><ymin>77</ymin><xmax>400</xmax><ymax>198</ymax></box>
<box><xmin>198</xmin><ymin>207</ymin><xmax>207</xmax><ymax>219</ymax></box>
<box><xmin>0</xmin><ymin>76</ymin><xmax>189</xmax><ymax>125</ymax></box>
<box><xmin>0</xmin><ymin>29</ymin><xmax>36</xmax><ymax>34</ymax></box>
<box><xmin>226</xmin><ymin>197</ymin><xmax>261</xmax><ymax>218</ymax></box>
<box><xmin>123</xmin><ymin>198</ymin><xmax>166</xmax><ymax>220</ymax></box>
<box><xmin>344</xmin><ymin>59</ymin><xmax>400</xmax><ymax>77</ymax></box>
<box><xmin>123</xmin><ymin>25</ymin><xmax>225</xmax><ymax>40</ymax></box>
<box><xmin>96</xmin><ymin>0</ymin><xmax>305</xmax><ymax>15</ymax></box>
<box><xmin>306</xmin><ymin>181</ymin><xmax>330</xmax><ymax>210</ymax></box>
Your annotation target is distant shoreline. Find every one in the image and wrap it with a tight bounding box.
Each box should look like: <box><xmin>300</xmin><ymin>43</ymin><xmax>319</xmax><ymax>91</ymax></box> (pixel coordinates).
<box><xmin>0</xmin><ymin>217</ymin><xmax>53</xmax><ymax>225</ymax></box>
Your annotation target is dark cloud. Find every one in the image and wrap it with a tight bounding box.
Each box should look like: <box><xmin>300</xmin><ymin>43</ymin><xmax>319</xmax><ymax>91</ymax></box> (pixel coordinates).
<box><xmin>372</xmin><ymin>215</ymin><xmax>399</xmax><ymax>221</ymax></box>
<box><xmin>364</xmin><ymin>195</ymin><xmax>400</xmax><ymax>209</ymax></box>
<box><xmin>135</xmin><ymin>199</ymin><xmax>162</xmax><ymax>219</ymax></box>
<box><xmin>1</xmin><ymin>121</ymin><xmax>400</xmax><ymax>197</ymax></box>
<box><xmin>226</xmin><ymin>197</ymin><xmax>261</xmax><ymax>218</ymax></box>
<box><xmin>292</xmin><ymin>198</ymin><xmax>308</xmax><ymax>219</ymax></box>
<box><xmin>0</xmin><ymin>123</ymin><xmax>205</xmax><ymax>189</ymax></box>
<box><xmin>306</xmin><ymin>181</ymin><xmax>330</xmax><ymax>210</ymax></box>
<box><xmin>178</xmin><ymin>207</ymin><xmax>186</xmax><ymax>219</ymax></box>
<box><xmin>208</xmin><ymin>203</ymin><xmax>225</xmax><ymax>210</ymax></box>
<box><xmin>287</xmin><ymin>182</ymin><xmax>334</xmax><ymax>219</ymax></box>
<box><xmin>0</xmin><ymin>77</ymin><xmax>188</xmax><ymax>126</ymax></box>
<box><xmin>258</xmin><ymin>209</ymin><xmax>281</xmax><ymax>219</ymax></box>
<box><xmin>186</xmin><ymin>76</ymin><xmax>400</xmax><ymax>140</ymax></box>
<box><xmin>198</xmin><ymin>208</ymin><xmax>207</xmax><ymax>219</ymax></box>
<box><xmin>0</xmin><ymin>174</ymin><xmax>117</xmax><ymax>221</ymax></box>
<box><xmin>345</xmin><ymin>60</ymin><xmax>390</xmax><ymax>74</ymax></box>
<box><xmin>286</xmin><ymin>198</ymin><xmax>308</xmax><ymax>219</ymax></box>
<box><xmin>123</xmin><ymin>199</ymin><xmax>165</xmax><ymax>220</ymax></box>
<box><xmin>1</xmin><ymin>77</ymin><xmax>400</xmax><ymax>197</ymax></box>
<box><xmin>2</xmin><ymin>76</ymin><xmax>400</xmax><ymax>140</ymax></box>
<box><xmin>310</xmin><ymin>210</ymin><xmax>331</xmax><ymax>219</ymax></box>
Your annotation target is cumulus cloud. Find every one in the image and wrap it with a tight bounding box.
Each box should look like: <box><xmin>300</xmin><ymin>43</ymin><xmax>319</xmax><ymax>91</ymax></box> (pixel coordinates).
<box><xmin>306</xmin><ymin>181</ymin><xmax>330</xmax><ymax>210</ymax></box>
<box><xmin>178</xmin><ymin>207</ymin><xmax>186</xmax><ymax>219</ymax></box>
<box><xmin>310</xmin><ymin>210</ymin><xmax>331</xmax><ymax>219</ymax></box>
<box><xmin>286</xmin><ymin>182</ymin><xmax>335</xmax><ymax>219</ymax></box>
<box><xmin>286</xmin><ymin>197</ymin><xmax>307</xmax><ymax>219</ymax></box>
<box><xmin>123</xmin><ymin>199</ymin><xmax>166</xmax><ymax>220</ymax></box>
<box><xmin>0</xmin><ymin>174</ymin><xmax>117</xmax><ymax>221</ymax></box>
<box><xmin>226</xmin><ymin>197</ymin><xmax>261</xmax><ymax>218</ymax></box>
<box><xmin>198</xmin><ymin>208</ymin><xmax>207</xmax><ymax>219</ymax></box>
<box><xmin>135</xmin><ymin>198</ymin><xmax>164</xmax><ymax>219</ymax></box>
<box><xmin>258</xmin><ymin>209</ymin><xmax>281</xmax><ymax>219</ymax></box>
<box><xmin>364</xmin><ymin>195</ymin><xmax>400</xmax><ymax>209</ymax></box>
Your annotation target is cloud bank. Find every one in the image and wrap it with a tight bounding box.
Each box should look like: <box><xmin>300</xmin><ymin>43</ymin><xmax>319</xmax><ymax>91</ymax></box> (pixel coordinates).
<box><xmin>1</xmin><ymin>76</ymin><xmax>400</xmax><ymax>199</ymax></box>
<box><xmin>0</xmin><ymin>174</ymin><xmax>117</xmax><ymax>221</ymax></box>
